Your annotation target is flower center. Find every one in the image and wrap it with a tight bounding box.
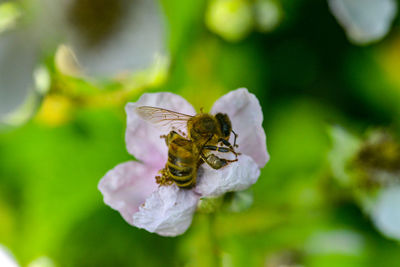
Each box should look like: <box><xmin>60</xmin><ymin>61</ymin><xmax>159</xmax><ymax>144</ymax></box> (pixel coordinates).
<box><xmin>67</xmin><ymin>0</ymin><xmax>127</xmax><ymax>48</ymax></box>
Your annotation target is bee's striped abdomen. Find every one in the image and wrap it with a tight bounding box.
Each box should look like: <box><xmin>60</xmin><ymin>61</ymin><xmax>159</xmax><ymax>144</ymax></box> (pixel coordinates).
<box><xmin>167</xmin><ymin>154</ymin><xmax>196</xmax><ymax>188</ymax></box>
<box><xmin>165</xmin><ymin>134</ymin><xmax>198</xmax><ymax>189</ymax></box>
<box><xmin>168</xmin><ymin>152</ymin><xmax>193</xmax><ymax>167</ymax></box>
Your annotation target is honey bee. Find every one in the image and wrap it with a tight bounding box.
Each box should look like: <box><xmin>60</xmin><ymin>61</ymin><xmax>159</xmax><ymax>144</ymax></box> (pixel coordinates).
<box><xmin>136</xmin><ymin>106</ymin><xmax>240</xmax><ymax>188</ymax></box>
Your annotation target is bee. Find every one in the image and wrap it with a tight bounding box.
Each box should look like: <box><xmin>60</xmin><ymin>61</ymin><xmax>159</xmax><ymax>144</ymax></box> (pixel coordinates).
<box><xmin>136</xmin><ymin>106</ymin><xmax>240</xmax><ymax>188</ymax></box>
<box><xmin>155</xmin><ymin>131</ymin><xmax>199</xmax><ymax>188</ymax></box>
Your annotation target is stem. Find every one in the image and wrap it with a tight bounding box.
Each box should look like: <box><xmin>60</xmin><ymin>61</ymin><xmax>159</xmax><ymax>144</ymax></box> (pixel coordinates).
<box><xmin>208</xmin><ymin>212</ymin><xmax>220</xmax><ymax>267</ymax></box>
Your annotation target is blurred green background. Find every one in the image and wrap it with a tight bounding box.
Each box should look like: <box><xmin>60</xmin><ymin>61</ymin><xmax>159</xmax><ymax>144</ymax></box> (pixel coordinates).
<box><xmin>1</xmin><ymin>0</ymin><xmax>400</xmax><ymax>266</ymax></box>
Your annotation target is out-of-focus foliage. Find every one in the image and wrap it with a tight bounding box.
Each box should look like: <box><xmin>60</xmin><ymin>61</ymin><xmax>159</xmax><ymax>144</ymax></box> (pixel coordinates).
<box><xmin>0</xmin><ymin>2</ymin><xmax>20</xmax><ymax>33</ymax></box>
<box><xmin>1</xmin><ymin>0</ymin><xmax>400</xmax><ymax>266</ymax></box>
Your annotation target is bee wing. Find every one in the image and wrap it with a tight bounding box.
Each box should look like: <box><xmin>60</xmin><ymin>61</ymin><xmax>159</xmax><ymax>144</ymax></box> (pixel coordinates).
<box><xmin>135</xmin><ymin>106</ymin><xmax>193</xmax><ymax>133</ymax></box>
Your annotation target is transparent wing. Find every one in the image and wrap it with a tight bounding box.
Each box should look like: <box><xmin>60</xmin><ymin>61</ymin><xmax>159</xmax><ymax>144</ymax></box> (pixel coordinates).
<box><xmin>135</xmin><ymin>106</ymin><xmax>193</xmax><ymax>134</ymax></box>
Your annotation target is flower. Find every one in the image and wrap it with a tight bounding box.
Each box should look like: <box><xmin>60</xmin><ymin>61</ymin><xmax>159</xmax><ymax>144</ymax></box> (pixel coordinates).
<box><xmin>0</xmin><ymin>245</ymin><xmax>18</xmax><ymax>267</ymax></box>
<box><xmin>98</xmin><ymin>88</ymin><xmax>269</xmax><ymax>236</ymax></box>
<box><xmin>0</xmin><ymin>0</ymin><xmax>164</xmax><ymax>125</ymax></box>
<box><xmin>372</xmin><ymin>185</ymin><xmax>400</xmax><ymax>240</ymax></box>
<box><xmin>328</xmin><ymin>0</ymin><xmax>397</xmax><ymax>45</ymax></box>
<box><xmin>55</xmin><ymin>0</ymin><xmax>165</xmax><ymax>77</ymax></box>
<box><xmin>329</xmin><ymin>127</ymin><xmax>400</xmax><ymax>240</ymax></box>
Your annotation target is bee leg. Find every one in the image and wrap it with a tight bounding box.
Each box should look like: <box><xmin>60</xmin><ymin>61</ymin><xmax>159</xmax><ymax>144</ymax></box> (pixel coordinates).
<box><xmin>203</xmin><ymin>145</ymin><xmax>230</xmax><ymax>153</ymax></box>
<box><xmin>205</xmin><ymin>143</ymin><xmax>241</xmax><ymax>159</ymax></box>
<box><xmin>160</xmin><ymin>134</ymin><xmax>169</xmax><ymax>145</ymax></box>
<box><xmin>218</xmin><ymin>138</ymin><xmax>239</xmax><ymax>154</ymax></box>
<box><xmin>201</xmin><ymin>153</ymin><xmax>238</xmax><ymax>170</ymax></box>
<box><xmin>155</xmin><ymin>167</ymin><xmax>174</xmax><ymax>186</ymax></box>
<box><xmin>232</xmin><ymin>130</ymin><xmax>239</xmax><ymax>148</ymax></box>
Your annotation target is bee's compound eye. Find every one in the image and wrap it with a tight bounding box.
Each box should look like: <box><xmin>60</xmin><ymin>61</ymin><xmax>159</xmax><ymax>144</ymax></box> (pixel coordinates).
<box><xmin>215</xmin><ymin>113</ymin><xmax>232</xmax><ymax>138</ymax></box>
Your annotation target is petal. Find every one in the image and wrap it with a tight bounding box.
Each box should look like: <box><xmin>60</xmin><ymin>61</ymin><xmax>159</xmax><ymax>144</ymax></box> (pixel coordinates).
<box><xmin>0</xmin><ymin>29</ymin><xmax>39</xmax><ymax>117</ymax></box>
<box><xmin>133</xmin><ymin>184</ymin><xmax>199</xmax><ymax>236</ymax></box>
<box><xmin>62</xmin><ymin>0</ymin><xmax>165</xmax><ymax>77</ymax></box>
<box><xmin>371</xmin><ymin>186</ymin><xmax>400</xmax><ymax>240</ymax></box>
<box><xmin>125</xmin><ymin>92</ymin><xmax>196</xmax><ymax>167</ymax></box>
<box><xmin>328</xmin><ymin>0</ymin><xmax>397</xmax><ymax>44</ymax></box>
<box><xmin>194</xmin><ymin>154</ymin><xmax>260</xmax><ymax>197</ymax></box>
<box><xmin>98</xmin><ymin>161</ymin><xmax>158</xmax><ymax>225</ymax></box>
<box><xmin>211</xmin><ymin>88</ymin><xmax>269</xmax><ymax>168</ymax></box>
<box><xmin>0</xmin><ymin>245</ymin><xmax>19</xmax><ymax>267</ymax></box>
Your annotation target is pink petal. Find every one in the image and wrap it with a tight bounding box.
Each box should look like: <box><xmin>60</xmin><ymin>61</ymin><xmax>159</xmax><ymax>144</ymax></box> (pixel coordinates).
<box><xmin>194</xmin><ymin>154</ymin><xmax>260</xmax><ymax>197</ymax></box>
<box><xmin>133</xmin><ymin>184</ymin><xmax>200</xmax><ymax>236</ymax></box>
<box><xmin>211</xmin><ymin>88</ymin><xmax>269</xmax><ymax>168</ymax></box>
<box><xmin>98</xmin><ymin>161</ymin><xmax>158</xmax><ymax>225</ymax></box>
<box><xmin>125</xmin><ymin>92</ymin><xmax>196</xmax><ymax>167</ymax></box>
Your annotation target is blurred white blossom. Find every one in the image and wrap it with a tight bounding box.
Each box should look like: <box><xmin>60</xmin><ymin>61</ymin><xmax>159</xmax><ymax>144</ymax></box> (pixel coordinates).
<box><xmin>254</xmin><ymin>0</ymin><xmax>282</xmax><ymax>33</ymax></box>
<box><xmin>371</xmin><ymin>186</ymin><xmax>400</xmax><ymax>240</ymax></box>
<box><xmin>328</xmin><ymin>0</ymin><xmax>397</xmax><ymax>44</ymax></box>
<box><xmin>0</xmin><ymin>0</ymin><xmax>165</xmax><ymax>125</ymax></box>
<box><xmin>0</xmin><ymin>26</ymin><xmax>40</xmax><ymax>122</ymax></box>
<box><xmin>329</xmin><ymin>127</ymin><xmax>400</xmax><ymax>241</ymax></box>
<box><xmin>57</xmin><ymin>0</ymin><xmax>165</xmax><ymax>77</ymax></box>
<box><xmin>0</xmin><ymin>245</ymin><xmax>18</xmax><ymax>267</ymax></box>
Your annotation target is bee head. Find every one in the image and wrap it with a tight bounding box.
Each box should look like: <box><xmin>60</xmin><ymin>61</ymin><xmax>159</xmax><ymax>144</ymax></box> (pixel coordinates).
<box><xmin>215</xmin><ymin>113</ymin><xmax>232</xmax><ymax>138</ymax></box>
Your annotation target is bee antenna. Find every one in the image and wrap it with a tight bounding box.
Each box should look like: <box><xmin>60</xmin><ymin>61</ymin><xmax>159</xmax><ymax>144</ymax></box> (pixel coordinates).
<box><xmin>200</xmin><ymin>107</ymin><xmax>204</xmax><ymax>114</ymax></box>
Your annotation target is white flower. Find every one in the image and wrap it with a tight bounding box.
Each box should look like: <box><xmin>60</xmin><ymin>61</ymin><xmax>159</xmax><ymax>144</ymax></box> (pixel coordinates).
<box><xmin>328</xmin><ymin>0</ymin><xmax>397</xmax><ymax>44</ymax></box>
<box><xmin>0</xmin><ymin>245</ymin><xmax>18</xmax><ymax>267</ymax></box>
<box><xmin>55</xmin><ymin>0</ymin><xmax>165</xmax><ymax>77</ymax></box>
<box><xmin>329</xmin><ymin>127</ymin><xmax>400</xmax><ymax>240</ymax></box>
<box><xmin>0</xmin><ymin>0</ymin><xmax>164</xmax><ymax>123</ymax></box>
<box><xmin>0</xmin><ymin>27</ymin><xmax>39</xmax><ymax>121</ymax></box>
<box><xmin>98</xmin><ymin>88</ymin><xmax>269</xmax><ymax>236</ymax></box>
<box><xmin>0</xmin><ymin>245</ymin><xmax>55</xmax><ymax>267</ymax></box>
